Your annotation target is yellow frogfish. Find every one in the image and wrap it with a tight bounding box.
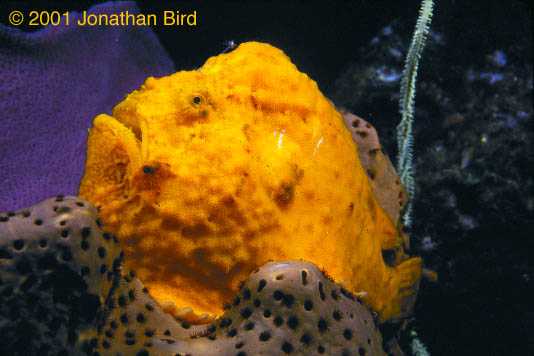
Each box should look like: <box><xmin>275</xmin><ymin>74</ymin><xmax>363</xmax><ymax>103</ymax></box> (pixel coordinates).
<box><xmin>79</xmin><ymin>42</ymin><xmax>421</xmax><ymax>324</ymax></box>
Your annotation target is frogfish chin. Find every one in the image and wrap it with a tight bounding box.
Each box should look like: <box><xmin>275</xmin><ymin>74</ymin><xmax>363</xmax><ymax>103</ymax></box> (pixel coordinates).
<box><xmin>79</xmin><ymin>41</ymin><xmax>421</xmax><ymax>324</ymax></box>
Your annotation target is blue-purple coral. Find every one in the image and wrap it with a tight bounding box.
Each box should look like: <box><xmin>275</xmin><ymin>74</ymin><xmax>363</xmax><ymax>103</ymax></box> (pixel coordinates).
<box><xmin>0</xmin><ymin>1</ymin><xmax>174</xmax><ymax>212</ymax></box>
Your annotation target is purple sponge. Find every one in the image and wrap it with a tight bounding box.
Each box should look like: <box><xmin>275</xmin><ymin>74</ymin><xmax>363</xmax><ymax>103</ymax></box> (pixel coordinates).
<box><xmin>0</xmin><ymin>1</ymin><xmax>174</xmax><ymax>212</ymax></box>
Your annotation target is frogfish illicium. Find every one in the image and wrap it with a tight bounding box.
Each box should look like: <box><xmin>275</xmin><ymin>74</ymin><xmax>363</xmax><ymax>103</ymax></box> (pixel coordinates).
<box><xmin>79</xmin><ymin>42</ymin><xmax>421</xmax><ymax>324</ymax></box>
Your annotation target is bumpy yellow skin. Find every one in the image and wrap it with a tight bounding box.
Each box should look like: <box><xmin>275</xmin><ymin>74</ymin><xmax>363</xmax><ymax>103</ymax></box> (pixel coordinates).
<box><xmin>79</xmin><ymin>42</ymin><xmax>420</xmax><ymax>323</ymax></box>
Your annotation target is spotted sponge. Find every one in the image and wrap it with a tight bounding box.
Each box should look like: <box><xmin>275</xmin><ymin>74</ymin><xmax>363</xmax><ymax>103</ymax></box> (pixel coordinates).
<box><xmin>0</xmin><ymin>195</ymin><xmax>123</xmax><ymax>355</ymax></box>
<box><xmin>341</xmin><ymin>111</ymin><xmax>413</xmax><ymax>263</ymax></box>
<box><xmin>186</xmin><ymin>260</ymin><xmax>386</xmax><ymax>356</ymax></box>
<box><xmin>341</xmin><ymin>111</ymin><xmax>407</xmax><ymax>230</ymax></box>
<box><xmin>92</xmin><ymin>260</ymin><xmax>385</xmax><ymax>356</ymax></box>
<box><xmin>1</xmin><ymin>197</ymin><xmax>388</xmax><ymax>355</ymax></box>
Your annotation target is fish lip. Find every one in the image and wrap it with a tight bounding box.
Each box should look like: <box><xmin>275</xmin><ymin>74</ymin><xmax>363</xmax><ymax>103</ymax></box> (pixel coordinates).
<box><xmin>111</xmin><ymin>102</ymin><xmax>144</xmax><ymax>144</ymax></box>
<box><xmin>116</xmin><ymin>115</ymin><xmax>143</xmax><ymax>143</ymax></box>
<box><xmin>108</xmin><ymin>109</ymin><xmax>148</xmax><ymax>165</ymax></box>
<box><xmin>107</xmin><ymin>113</ymin><xmax>145</xmax><ymax>173</ymax></box>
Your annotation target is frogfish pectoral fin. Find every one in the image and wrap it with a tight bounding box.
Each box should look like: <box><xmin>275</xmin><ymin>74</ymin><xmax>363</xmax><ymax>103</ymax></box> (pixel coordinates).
<box><xmin>390</xmin><ymin>256</ymin><xmax>422</xmax><ymax>323</ymax></box>
<box><xmin>79</xmin><ymin>114</ymin><xmax>141</xmax><ymax>212</ymax></box>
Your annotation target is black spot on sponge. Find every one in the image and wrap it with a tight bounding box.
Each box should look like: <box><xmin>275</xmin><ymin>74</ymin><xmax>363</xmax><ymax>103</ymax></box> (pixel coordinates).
<box><xmin>220</xmin><ymin>318</ymin><xmax>232</xmax><ymax>328</ymax></box>
<box><xmin>318</xmin><ymin>281</ymin><xmax>326</xmax><ymax>301</ymax></box>
<box><xmin>102</xmin><ymin>339</ymin><xmax>111</xmax><ymax>349</ymax></box>
<box><xmin>136</xmin><ymin>312</ymin><xmax>146</xmax><ymax>323</ymax></box>
<box><xmin>333</xmin><ymin>310</ymin><xmax>343</xmax><ymax>321</ymax></box>
<box><xmin>259</xmin><ymin>330</ymin><xmax>271</xmax><ymax>341</ymax></box>
<box><xmin>367</xmin><ymin>169</ymin><xmax>376</xmax><ymax>180</ymax></box>
<box><xmin>287</xmin><ymin>315</ymin><xmax>299</xmax><ymax>330</ymax></box>
<box><xmin>281</xmin><ymin>341</ymin><xmax>294</xmax><ymax>354</ymax></box>
<box><xmin>301</xmin><ymin>270</ymin><xmax>308</xmax><ymax>285</ymax></box>
<box><xmin>120</xmin><ymin>313</ymin><xmax>129</xmax><ymax>324</ymax></box>
<box><xmin>100</xmin><ymin>264</ymin><xmax>108</xmax><ymax>274</ymax></box>
<box><xmin>300</xmin><ymin>332</ymin><xmax>312</xmax><ymax>346</ymax></box>
<box><xmin>233</xmin><ymin>296</ymin><xmax>240</xmax><ymax>307</ymax></box>
<box><xmin>343</xmin><ymin>328</ymin><xmax>353</xmax><ymax>340</ymax></box>
<box><xmin>240</xmin><ymin>308</ymin><xmax>252</xmax><ymax>319</ymax></box>
<box><xmin>304</xmin><ymin>299</ymin><xmax>313</xmax><ymax>311</ymax></box>
<box><xmin>282</xmin><ymin>294</ymin><xmax>294</xmax><ymax>308</ymax></box>
<box><xmin>317</xmin><ymin>317</ymin><xmax>330</xmax><ymax>334</ymax></box>
<box><xmin>81</xmin><ymin>227</ymin><xmax>91</xmax><ymax>239</ymax></box>
<box><xmin>13</xmin><ymin>239</ymin><xmax>24</xmax><ymax>250</ymax></box>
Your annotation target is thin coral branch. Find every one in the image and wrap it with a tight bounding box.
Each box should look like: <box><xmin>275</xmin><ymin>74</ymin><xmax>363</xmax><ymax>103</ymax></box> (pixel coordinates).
<box><xmin>397</xmin><ymin>0</ymin><xmax>434</xmax><ymax>227</ymax></box>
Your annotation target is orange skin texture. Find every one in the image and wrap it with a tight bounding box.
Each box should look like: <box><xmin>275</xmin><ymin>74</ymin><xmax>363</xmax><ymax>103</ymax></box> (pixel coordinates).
<box><xmin>79</xmin><ymin>42</ymin><xmax>421</xmax><ymax>323</ymax></box>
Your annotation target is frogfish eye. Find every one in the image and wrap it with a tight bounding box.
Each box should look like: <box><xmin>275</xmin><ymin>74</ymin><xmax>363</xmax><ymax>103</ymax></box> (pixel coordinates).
<box><xmin>183</xmin><ymin>92</ymin><xmax>209</xmax><ymax>119</ymax></box>
<box><xmin>192</xmin><ymin>94</ymin><xmax>203</xmax><ymax>105</ymax></box>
